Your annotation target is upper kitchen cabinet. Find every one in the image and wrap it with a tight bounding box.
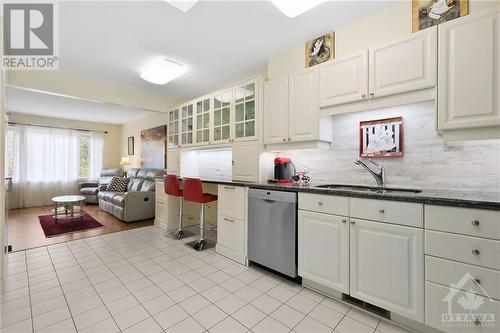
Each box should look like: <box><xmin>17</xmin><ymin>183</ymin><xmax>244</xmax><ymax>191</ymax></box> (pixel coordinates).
<box><xmin>180</xmin><ymin>102</ymin><xmax>195</xmax><ymax>146</ymax></box>
<box><xmin>264</xmin><ymin>67</ymin><xmax>332</xmax><ymax>148</ymax></box>
<box><xmin>318</xmin><ymin>50</ymin><xmax>368</xmax><ymax>107</ymax></box>
<box><xmin>213</xmin><ymin>89</ymin><xmax>232</xmax><ymax>144</ymax></box>
<box><xmin>368</xmin><ymin>26</ymin><xmax>437</xmax><ymax>99</ymax></box>
<box><xmin>234</xmin><ymin>79</ymin><xmax>258</xmax><ymax>142</ymax></box>
<box><xmin>288</xmin><ymin>67</ymin><xmax>320</xmax><ymax>142</ymax></box>
<box><xmin>195</xmin><ymin>96</ymin><xmax>211</xmax><ymax>145</ymax></box>
<box><xmin>320</xmin><ymin>27</ymin><xmax>437</xmax><ymax>114</ymax></box>
<box><xmin>167</xmin><ymin>107</ymin><xmax>180</xmax><ymax>148</ymax></box>
<box><xmin>438</xmin><ymin>9</ymin><xmax>500</xmax><ymax>140</ymax></box>
<box><xmin>263</xmin><ymin>75</ymin><xmax>289</xmax><ymax>144</ymax></box>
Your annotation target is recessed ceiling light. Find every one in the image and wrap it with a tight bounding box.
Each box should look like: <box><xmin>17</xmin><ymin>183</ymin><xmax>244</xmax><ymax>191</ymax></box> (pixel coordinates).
<box><xmin>140</xmin><ymin>58</ymin><xmax>187</xmax><ymax>85</ymax></box>
<box><xmin>165</xmin><ymin>0</ymin><xmax>198</xmax><ymax>12</ymax></box>
<box><xmin>270</xmin><ymin>0</ymin><xmax>325</xmax><ymax>18</ymax></box>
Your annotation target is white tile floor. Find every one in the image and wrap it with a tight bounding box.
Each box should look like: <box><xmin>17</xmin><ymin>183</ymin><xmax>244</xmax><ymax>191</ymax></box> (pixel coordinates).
<box><xmin>1</xmin><ymin>226</ymin><xmax>416</xmax><ymax>333</ymax></box>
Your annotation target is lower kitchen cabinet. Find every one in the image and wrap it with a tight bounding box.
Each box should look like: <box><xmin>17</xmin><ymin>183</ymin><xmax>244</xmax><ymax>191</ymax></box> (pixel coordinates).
<box><xmin>349</xmin><ymin>218</ymin><xmax>424</xmax><ymax>322</ymax></box>
<box><xmin>298</xmin><ymin>210</ymin><xmax>349</xmax><ymax>293</ymax></box>
<box><xmin>216</xmin><ymin>185</ymin><xmax>248</xmax><ymax>265</ymax></box>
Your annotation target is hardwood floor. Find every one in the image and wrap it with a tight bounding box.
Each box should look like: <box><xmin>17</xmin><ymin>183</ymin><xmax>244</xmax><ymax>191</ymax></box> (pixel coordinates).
<box><xmin>6</xmin><ymin>204</ymin><xmax>153</xmax><ymax>252</ymax></box>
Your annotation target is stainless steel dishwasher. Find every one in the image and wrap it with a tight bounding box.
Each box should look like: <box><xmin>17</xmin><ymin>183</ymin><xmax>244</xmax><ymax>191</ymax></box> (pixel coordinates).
<box><xmin>248</xmin><ymin>188</ymin><xmax>297</xmax><ymax>278</ymax></box>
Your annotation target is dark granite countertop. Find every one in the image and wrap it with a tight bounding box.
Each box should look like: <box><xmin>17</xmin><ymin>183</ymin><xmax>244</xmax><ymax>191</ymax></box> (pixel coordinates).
<box><xmin>155</xmin><ymin>176</ymin><xmax>500</xmax><ymax>211</ymax></box>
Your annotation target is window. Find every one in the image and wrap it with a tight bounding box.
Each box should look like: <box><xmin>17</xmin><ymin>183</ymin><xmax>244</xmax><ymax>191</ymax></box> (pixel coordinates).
<box><xmin>6</xmin><ymin>128</ymin><xmax>15</xmax><ymax>178</ymax></box>
<box><xmin>78</xmin><ymin>135</ymin><xmax>90</xmax><ymax>178</ymax></box>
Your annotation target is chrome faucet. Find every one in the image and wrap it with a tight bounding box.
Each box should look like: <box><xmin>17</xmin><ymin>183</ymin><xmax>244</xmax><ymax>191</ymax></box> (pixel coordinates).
<box><xmin>354</xmin><ymin>159</ymin><xmax>385</xmax><ymax>188</ymax></box>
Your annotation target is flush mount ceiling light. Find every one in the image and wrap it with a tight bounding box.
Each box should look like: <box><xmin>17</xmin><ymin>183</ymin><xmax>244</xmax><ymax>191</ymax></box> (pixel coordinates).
<box><xmin>140</xmin><ymin>58</ymin><xmax>187</xmax><ymax>85</ymax></box>
<box><xmin>270</xmin><ymin>0</ymin><xmax>325</xmax><ymax>18</ymax></box>
<box><xmin>165</xmin><ymin>0</ymin><xmax>198</xmax><ymax>12</ymax></box>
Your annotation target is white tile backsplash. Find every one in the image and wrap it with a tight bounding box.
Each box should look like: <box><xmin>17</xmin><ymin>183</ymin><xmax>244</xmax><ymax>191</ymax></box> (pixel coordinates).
<box><xmin>279</xmin><ymin>101</ymin><xmax>500</xmax><ymax>193</ymax></box>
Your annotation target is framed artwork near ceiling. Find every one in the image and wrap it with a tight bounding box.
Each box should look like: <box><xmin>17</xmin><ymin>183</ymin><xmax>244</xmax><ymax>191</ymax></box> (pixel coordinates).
<box><xmin>359</xmin><ymin>117</ymin><xmax>404</xmax><ymax>158</ymax></box>
<box><xmin>141</xmin><ymin>125</ymin><xmax>166</xmax><ymax>168</ymax></box>
<box><xmin>412</xmin><ymin>0</ymin><xmax>469</xmax><ymax>32</ymax></box>
<box><xmin>305</xmin><ymin>32</ymin><xmax>335</xmax><ymax>67</ymax></box>
<box><xmin>127</xmin><ymin>136</ymin><xmax>134</xmax><ymax>155</ymax></box>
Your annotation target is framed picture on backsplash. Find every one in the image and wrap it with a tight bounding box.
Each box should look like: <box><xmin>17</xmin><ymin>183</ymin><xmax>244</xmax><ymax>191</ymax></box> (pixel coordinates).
<box><xmin>359</xmin><ymin>117</ymin><xmax>403</xmax><ymax>158</ymax></box>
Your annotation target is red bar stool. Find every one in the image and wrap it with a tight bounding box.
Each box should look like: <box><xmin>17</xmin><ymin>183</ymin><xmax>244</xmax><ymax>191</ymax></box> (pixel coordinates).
<box><xmin>182</xmin><ymin>177</ymin><xmax>218</xmax><ymax>251</ymax></box>
<box><xmin>164</xmin><ymin>175</ymin><xmax>191</xmax><ymax>239</ymax></box>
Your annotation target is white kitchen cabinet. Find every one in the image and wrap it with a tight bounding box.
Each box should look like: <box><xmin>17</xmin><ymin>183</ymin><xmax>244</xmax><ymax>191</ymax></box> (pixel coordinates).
<box><xmin>233</xmin><ymin>79</ymin><xmax>258</xmax><ymax>142</ymax></box>
<box><xmin>232</xmin><ymin>141</ymin><xmax>259</xmax><ymax>182</ymax></box>
<box><xmin>264</xmin><ymin>67</ymin><xmax>331</xmax><ymax>147</ymax></box>
<box><xmin>263</xmin><ymin>75</ymin><xmax>289</xmax><ymax>144</ymax></box>
<box><xmin>318</xmin><ymin>50</ymin><xmax>368</xmax><ymax>107</ymax></box>
<box><xmin>194</xmin><ymin>96</ymin><xmax>211</xmax><ymax>145</ymax></box>
<box><xmin>167</xmin><ymin>107</ymin><xmax>180</xmax><ymax>148</ymax></box>
<box><xmin>180</xmin><ymin>102</ymin><xmax>195</xmax><ymax>146</ymax></box>
<box><xmin>369</xmin><ymin>26</ymin><xmax>437</xmax><ymax>98</ymax></box>
<box><xmin>216</xmin><ymin>185</ymin><xmax>248</xmax><ymax>265</ymax></box>
<box><xmin>349</xmin><ymin>218</ymin><xmax>424</xmax><ymax>322</ymax></box>
<box><xmin>438</xmin><ymin>10</ymin><xmax>500</xmax><ymax>137</ymax></box>
<box><xmin>288</xmin><ymin>67</ymin><xmax>320</xmax><ymax>142</ymax></box>
<box><xmin>212</xmin><ymin>89</ymin><xmax>233</xmax><ymax>144</ymax></box>
<box><xmin>154</xmin><ymin>179</ymin><xmax>179</xmax><ymax>231</ymax></box>
<box><xmin>166</xmin><ymin>148</ymin><xmax>180</xmax><ymax>176</ymax></box>
<box><xmin>298</xmin><ymin>210</ymin><xmax>349</xmax><ymax>293</ymax></box>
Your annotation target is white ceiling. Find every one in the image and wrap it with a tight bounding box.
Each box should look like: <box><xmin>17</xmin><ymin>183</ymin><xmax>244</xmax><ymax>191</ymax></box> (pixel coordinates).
<box><xmin>59</xmin><ymin>0</ymin><xmax>393</xmax><ymax>101</ymax></box>
<box><xmin>6</xmin><ymin>87</ymin><xmax>158</xmax><ymax>124</ymax></box>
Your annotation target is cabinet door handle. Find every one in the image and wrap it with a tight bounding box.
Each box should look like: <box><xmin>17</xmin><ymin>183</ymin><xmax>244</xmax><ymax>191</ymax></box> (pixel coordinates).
<box><xmin>282</xmin><ymin>138</ymin><xmax>286</xmax><ymax>142</ymax></box>
<box><xmin>350</xmin><ymin>221</ymin><xmax>355</xmax><ymax>225</ymax></box>
<box><xmin>224</xmin><ymin>186</ymin><xmax>235</xmax><ymax>190</ymax></box>
<box><xmin>223</xmin><ymin>217</ymin><xmax>235</xmax><ymax>223</ymax></box>
<box><xmin>378</xmin><ymin>209</ymin><xmax>385</xmax><ymax>213</ymax></box>
<box><xmin>471</xmin><ymin>220</ymin><xmax>480</xmax><ymax>226</ymax></box>
<box><xmin>472</xmin><ymin>249</ymin><xmax>480</xmax><ymax>256</ymax></box>
<box><xmin>288</xmin><ymin>137</ymin><xmax>291</xmax><ymax>141</ymax></box>
<box><xmin>317</xmin><ymin>201</ymin><xmax>323</xmax><ymax>206</ymax></box>
<box><xmin>361</xmin><ymin>93</ymin><xmax>366</xmax><ymax>98</ymax></box>
<box><xmin>231</xmin><ymin>160</ymin><xmax>234</xmax><ymax>166</ymax></box>
<box><xmin>342</xmin><ymin>219</ymin><xmax>347</xmax><ymax>224</ymax></box>
<box><xmin>369</xmin><ymin>92</ymin><xmax>374</xmax><ymax>96</ymax></box>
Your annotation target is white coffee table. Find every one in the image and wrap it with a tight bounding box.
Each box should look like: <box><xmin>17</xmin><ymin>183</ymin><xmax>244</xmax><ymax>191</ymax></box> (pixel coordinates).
<box><xmin>52</xmin><ymin>195</ymin><xmax>86</xmax><ymax>223</ymax></box>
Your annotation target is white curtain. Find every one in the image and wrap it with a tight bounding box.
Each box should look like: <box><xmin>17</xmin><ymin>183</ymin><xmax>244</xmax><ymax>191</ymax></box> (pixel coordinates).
<box><xmin>9</xmin><ymin>125</ymin><xmax>104</xmax><ymax>208</ymax></box>
<box><xmin>89</xmin><ymin>132</ymin><xmax>104</xmax><ymax>180</ymax></box>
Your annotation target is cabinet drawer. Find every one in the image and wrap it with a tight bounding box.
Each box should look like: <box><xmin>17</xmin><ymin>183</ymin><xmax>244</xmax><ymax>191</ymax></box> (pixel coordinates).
<box><xmin>426</xmin><ymin>281</ymin><xmax>500</xmax><ymax>333</ymax></box>
<box><xmin>426</xmin><ymin>230</ymin><xmax>500</xmax><ymax>270</ymax></box>
<box><xmin>426</xmin><ymin>256</ymin><xmax>500</xmax><ymax>301</ymax></box>
<box><xmin>155</xmin><ymin>200</ymin><xmax>169</xmax><ymax>220</ymax></box>
<box><xmin>218</xmin><ymin>185</ymin><xmax>247</xmax><ymax>219</ymax></box>
<box><xmin>350</xmin><ymin>198</ymin><xmax>423</xmax><ymax>227</ymax></box>
<box><xmin>425</xmin><ymin>205</ymin><xmax>500</xmax><ymax>240</ymax></box>
<box><xmin>298</xmin><ymin>193</ymin><xmax>349</xmax><ymax>216</ymax></box>
<box><xmin>217</xmin><ymin>215</ymin><xmax>245</xmax><ymax>254</ymax></box>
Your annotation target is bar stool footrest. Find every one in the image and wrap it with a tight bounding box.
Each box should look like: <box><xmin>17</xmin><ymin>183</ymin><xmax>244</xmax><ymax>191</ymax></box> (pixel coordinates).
<box><xmin>165</xmin><ymin>229</ymin><xmax>195</xmax><ymax>240</ymax></box>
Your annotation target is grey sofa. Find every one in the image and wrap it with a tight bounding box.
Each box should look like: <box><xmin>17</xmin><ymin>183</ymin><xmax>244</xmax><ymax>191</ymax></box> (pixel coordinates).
<box><xmin>80</xmin><ymin>168</ymin><xmax>124</xmax><ymax>204</ymax></box>
<box><xmin>98</xmin><ymin>168</ymin><xmax>166</xmax><ymax>222</ymax></box>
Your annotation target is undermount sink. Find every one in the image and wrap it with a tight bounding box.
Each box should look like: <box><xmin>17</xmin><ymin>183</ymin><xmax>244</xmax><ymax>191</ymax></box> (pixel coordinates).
<box><xmin>314</xmin><ymin>184</ymin><xmax>422</xmax><ymax>194</ymax></box>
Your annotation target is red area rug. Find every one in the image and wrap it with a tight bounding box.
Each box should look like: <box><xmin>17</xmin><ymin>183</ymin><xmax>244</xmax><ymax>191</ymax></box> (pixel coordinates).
<box><xmin>38</xmin><ymin>212</ymin><xmax>104</xmax><ymax>237</ymax></box>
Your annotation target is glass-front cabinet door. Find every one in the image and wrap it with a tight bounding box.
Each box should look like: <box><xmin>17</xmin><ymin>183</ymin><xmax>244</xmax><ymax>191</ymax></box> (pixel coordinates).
<box><xmin>195</xmin><ymin>97</ymin><xmax>211</xmax><ymax>144</ymax></box>
<box><xmin>167</xmin><ymin>108</ymin><xmax>179</xmax><ymax>148</ymax></box>
<box><xmin>213</xmin><ymin>90</ymin><xmax>232</xmax><ymax>143</ymax></box>
<box><xmin>181</xmin><ymin>103</ymin><xmax>194</xmax><ymax>145</ymax></box>
<box><xmin>234</xmin><ymin>80</ymin><xmax>257</xmax><ymax>141</ymax></box>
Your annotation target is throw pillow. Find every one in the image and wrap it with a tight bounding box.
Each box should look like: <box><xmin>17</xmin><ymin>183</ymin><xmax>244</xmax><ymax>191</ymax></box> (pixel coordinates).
<box><xmin>106</xmin><ymin>177</ymin><xmax>129</xmax><ymax>192</ymax></box>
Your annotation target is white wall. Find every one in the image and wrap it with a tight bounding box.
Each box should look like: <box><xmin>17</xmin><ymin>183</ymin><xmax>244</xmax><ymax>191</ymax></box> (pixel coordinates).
<box><xmin>8</xmin><ymin>113</ymin><xmax>122</xmax><ymax>169</ymax></box>
<box><xmin>268</xmin><ymin>0</ymin><xmax>500</xmax><ymax>79</ymax></box>
<box><xmin>121</xmin><ymin>111</ymin><xmax>168</xmax><ymax>168</ymax></box>
<box><xmin>279</xmin><ymin>102</ymin><xmax>500</xmax><ymax>193</ymax></box>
